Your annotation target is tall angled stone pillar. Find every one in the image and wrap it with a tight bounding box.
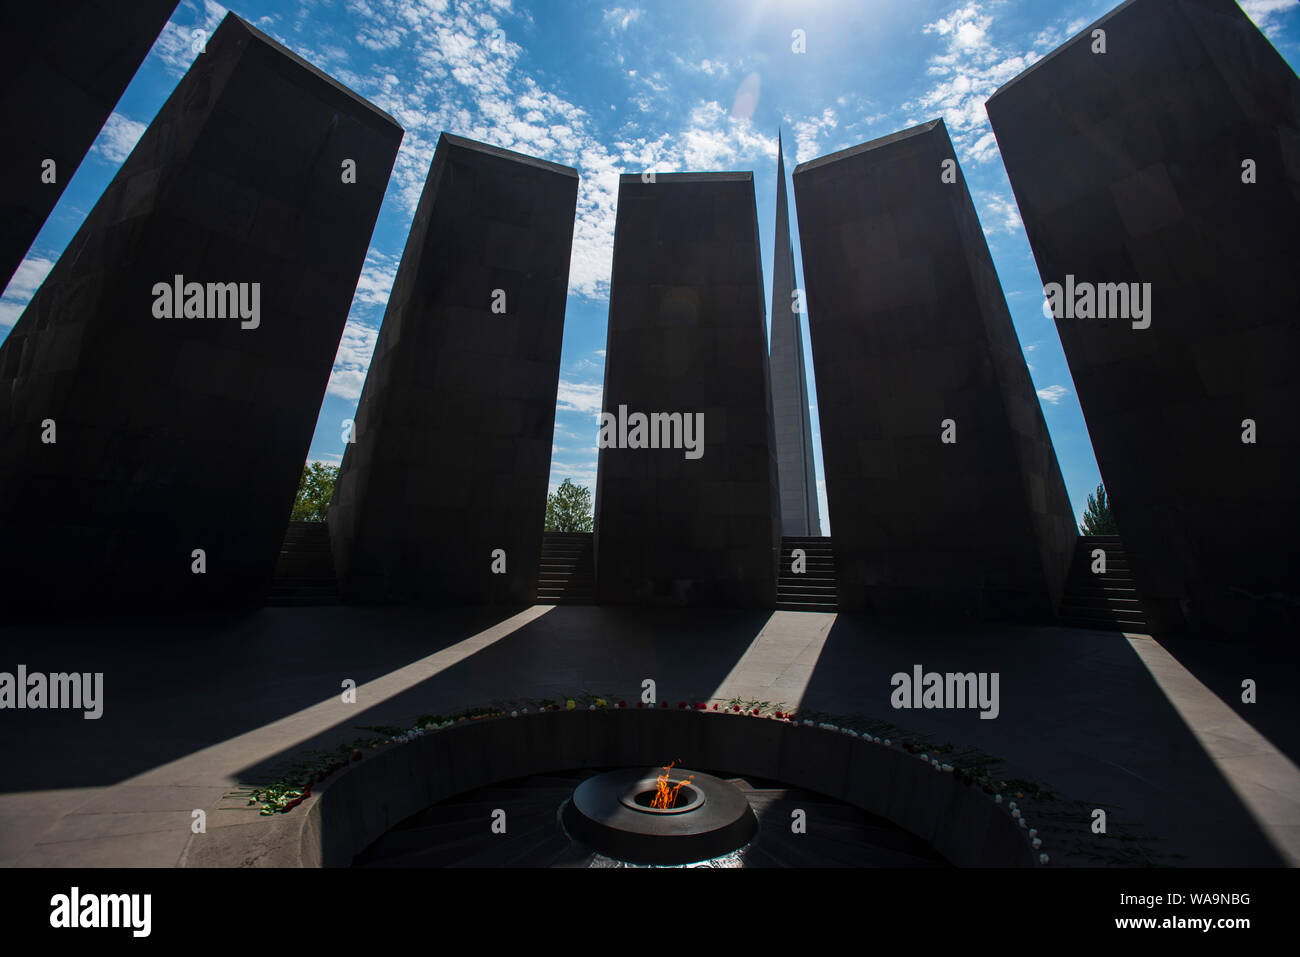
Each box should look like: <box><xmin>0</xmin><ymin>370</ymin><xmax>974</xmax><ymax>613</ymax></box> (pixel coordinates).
<box><xmin>792</xmin><ymin>120</ymin><xmax>1077</xmax><ymax>621</ymax></box>
<box><xmin>594</xmin><ymin>172</ymin><xmax>781</xmax><ymax>608</ymax></box>
<box><xmin>770</xmin><ymin>132</ymin><xmax>821</xmax><ymax>537</ymax></box>
<box><xmin>986</xmin><ymin>0</ymin><xmax>1300</xmax><ymax>637</ymax></box>
<box><xmin>328</xmin><ymin>133</ymin><xmax>578</xmax><ymax>605</ymax></box>
<box><xmin>0</xmin><ymin>1</ymin><xmax>180</xmax><ymax>287</ymax></box>
<box><xmin>0</xmin><ymin>14</ymin><xmax>403</xmax><ymax>611</ymax></box>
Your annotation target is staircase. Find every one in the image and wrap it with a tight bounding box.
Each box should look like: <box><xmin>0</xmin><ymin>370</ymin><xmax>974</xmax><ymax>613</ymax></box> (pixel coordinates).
<box><xmin>776</xmin><ymin>536</ymin><xmax>838</xmax><ymax>612</ymax></box>
<box><xmin>267</xmin><ymin>521</ymin><xmax>339</xmax><ymax>606</ymax></box>
<box><xmin>351</xmin><ymin>769</ymin><xmax>949</xmax><ymax>867</ymax></box>
<box><xmin>536</xmin><ymin>532</ymin><xmax>594</xmax><ymax>604</ymax></box>
<box><xmin>1058</xmin><ymin>534</ymin><xmax>1149</xmax><ymax>632</ymax></box>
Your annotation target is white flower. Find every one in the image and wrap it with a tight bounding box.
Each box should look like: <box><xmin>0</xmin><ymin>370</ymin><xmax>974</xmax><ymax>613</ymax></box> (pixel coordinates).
<box><xmin>589</xmin><ymin>704</ymin><xmax>596</xmax><ymax>710</ymax></box>
<box><xmin>942</xmin><ymin>764</ymin><xmax>953</xmax><ymax>772</ymax></box>
<box><xmin>994</xmin><ymin>794</ymin><xmax>1003</xmax><ymax>804</ymax></box>
<box><xmin>510</xmin><ymin>710</ymin><xmax>518</xmax><ymax>718</ymax></box>
<box><xmin>883</xmin><ymin>739</ymin><xmax>891</xmax><ymax>747</ymax></box>
<box><xmin>1032</xmin><ymin>838</ymin><xmax>1042</xmax><ymax>849</ymax></box>
<box><xmin>1019</xmin><ymin>818</ymin><xmax>1027</xmax><ymax>828</ymax></box>
<box><xmin>1011</xmin><ymin>808</ymin><xmax>1021</xmax><ymax>818</ymax></box>
<box><xmin>932</xmin><ymin>760</ymin><xmax>941</xmax><ymax>770</ymax></box>
<box><xmin>1028</xmin><ymin>828</ymin><xmax>1037</xmax><ymax>838</ymax></box>
<box><xmin>1009</xmin><ymin>801</ymin><xmax>1017</xmax><ymax>811</ymax></box>
<box><xmin>1038</xmin><ymin>853</ymin><xmax>1049</xmax><ymax>865</ymax></box>
<box><xmin>919</xmin><ymin>753</ymin><xmax>929</xmax><ymax>761</ymax></box>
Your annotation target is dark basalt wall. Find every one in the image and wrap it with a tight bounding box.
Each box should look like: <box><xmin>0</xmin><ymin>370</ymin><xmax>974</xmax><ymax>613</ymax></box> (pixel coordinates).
<box><xmin>793</xmin><ymin>120</ymin><xmax>1077</xmax><ymax>620</ymax></box>
<box><xmin>329</xmin><ymin>133</ymin><xmax>578</xmax><ymax>605</ymax></box>
<box><xmin>594</xmin><ymin>173</ymin><xmax>780</xmax><ymax>608</ymax></box>
<box><xmin>0</xmin><ymin>14</ymin><xmax>402</xmax><ymax>611</ymax></box>
<box><xmin>986</xmin><ymin>0</ymin><xmax>1300</xmax><ymax>636</ymax></box>
<box><xmin>0</xmin><ymin>1</ymin><xmax>180</xmax><ymax>287</ymax></box>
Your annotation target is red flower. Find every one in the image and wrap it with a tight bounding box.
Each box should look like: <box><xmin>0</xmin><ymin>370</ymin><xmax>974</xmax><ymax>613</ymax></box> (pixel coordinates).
<box><xmin>733</xmin><ymin>705</ymin><xmax>740</xmax><ymax>712</ymax></box>
<box><xmin>619</xmin><ymin>700</ymin><xmax>627</xmax><ymax>708</ymax></box>
<box><xmin>660</xmin><ymin>701</ymin><xmax>668</xmax><ymax>709</ymax></box>
<box><xmin>678</xmin><ymin>702</ymin><xmax>686</xmax><ymax>709</ymax></box>
<box><xmin>712</xmin><ymin>703</ymin><xmax>718</xmax><ymax>710</ymax></box>
<box><xmin>351</xmin><ymin>749</ymin><xmax>363</xmax><ymax>761</ymax></box>
<box><xmin>637</xmin><ymin>702</ymin><xmax>644</xmax><ymax>708</ymax></box>
<box><xmin>752</xmin><ymin>708</ymin><xmax>760</xmax><ymax>716</ymax></box>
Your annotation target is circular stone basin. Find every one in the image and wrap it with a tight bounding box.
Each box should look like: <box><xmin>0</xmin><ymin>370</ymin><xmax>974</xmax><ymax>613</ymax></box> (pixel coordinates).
<box><xmin>619</xmin><ymin>777</ymin><xmax>704</xmax><ymax>815</ymax></box>
<box><xmin>563</xmin><ymin>768</ymin><xmax>756</xmax><ymax>864</ymax></box>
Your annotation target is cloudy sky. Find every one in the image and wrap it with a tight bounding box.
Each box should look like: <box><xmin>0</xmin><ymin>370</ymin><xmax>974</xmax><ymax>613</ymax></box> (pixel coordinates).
<box><xmin>2</xmin><ymin>0</ymin><xmax>1297</xmax><ymax>532</ymax></box>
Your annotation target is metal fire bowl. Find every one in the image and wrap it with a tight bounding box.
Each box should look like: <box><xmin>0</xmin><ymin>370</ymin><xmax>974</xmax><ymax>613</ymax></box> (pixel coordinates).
<box><xmin>563</xmin><ymin>768</ymin><xmax>757</xmax><ymax>865</ymax></box>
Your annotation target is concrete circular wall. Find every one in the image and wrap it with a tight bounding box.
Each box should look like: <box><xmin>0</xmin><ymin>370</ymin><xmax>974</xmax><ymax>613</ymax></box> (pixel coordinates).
<box><xmin>209</xmin><ymin>709</ymin><xmax>1040</xmax><ymax>867</ymax></box>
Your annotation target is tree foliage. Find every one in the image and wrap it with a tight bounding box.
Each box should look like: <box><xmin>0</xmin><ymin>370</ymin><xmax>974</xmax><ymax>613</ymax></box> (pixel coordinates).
<box><xmin>291</xmin><ymin>462</ymin><xmax>339</xmax><ymax>522</ymax></box>
<box><xmin>1080</xmin><ymin>482</ymin><xmax>1119</xmax><ymax>535</ymax></box>
<box><xmin>545</xmin><ymin>478</ymin><xmax>593</xmax><ymax>533</ymax></box>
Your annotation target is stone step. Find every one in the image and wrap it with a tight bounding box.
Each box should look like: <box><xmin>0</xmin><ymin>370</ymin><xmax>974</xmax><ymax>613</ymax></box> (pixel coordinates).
<box><xmin>1059</xmin><ymin>616</ymin><xmax>1149</xmax><ymax>632</ymax></box>
<box><xmin>774</xmin><ymin>601</ymin><xmax>838</xmax><ymax>612</ymax></box>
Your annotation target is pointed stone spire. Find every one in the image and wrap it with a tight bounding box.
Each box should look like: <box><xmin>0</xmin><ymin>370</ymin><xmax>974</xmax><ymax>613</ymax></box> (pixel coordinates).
<box><xmin>769</xmin><ymin>130</ymin><xmax>821</xmax><ymax>537</ymax></box>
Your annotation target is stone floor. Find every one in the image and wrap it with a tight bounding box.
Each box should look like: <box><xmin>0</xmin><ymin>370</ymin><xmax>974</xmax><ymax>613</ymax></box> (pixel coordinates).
<box><xmin>0</xmin><ymin>604</ymin><xmax>1296</xmax><ymax>867</ymax></box>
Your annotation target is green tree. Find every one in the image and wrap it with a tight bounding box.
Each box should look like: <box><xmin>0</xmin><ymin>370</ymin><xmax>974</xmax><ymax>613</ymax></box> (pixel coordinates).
<box><xmin>545</xmin><ymin>478</ymin><xmax>593</xmax><ymax>532</ymax></box>
<box><xmin>1079</xmin><ymin>483</ymin><xmax>1119</xmax><ymax>535</ymax></box>
<box><xmin>291</xmin><ymin>462</ymin><xmax>339</xmax><ymax>522</ymax></box>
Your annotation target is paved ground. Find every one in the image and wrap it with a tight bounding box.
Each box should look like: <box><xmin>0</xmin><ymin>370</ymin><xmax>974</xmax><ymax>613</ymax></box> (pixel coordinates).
<box><xmin>0</xmin><ymin>604</ymin><xmax>1296</xmax><ymax>866</ymax></box>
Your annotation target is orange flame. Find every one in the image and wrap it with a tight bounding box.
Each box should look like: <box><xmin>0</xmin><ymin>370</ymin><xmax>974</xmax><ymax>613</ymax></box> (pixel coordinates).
<box><xmin>650</xmin><ymin>760</ymin><xmax>694</xmax><ymax>809</ymax></box>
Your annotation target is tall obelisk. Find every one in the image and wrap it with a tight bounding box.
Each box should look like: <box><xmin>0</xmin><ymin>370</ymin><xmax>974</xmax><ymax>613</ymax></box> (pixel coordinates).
<box><xmin>769</xmin><ymin>131</ymin><xmax>821</xmax><ymax>536</ymax></box>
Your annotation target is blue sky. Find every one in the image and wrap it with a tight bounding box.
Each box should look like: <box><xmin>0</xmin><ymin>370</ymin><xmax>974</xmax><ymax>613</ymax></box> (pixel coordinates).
<box><xmin>2</xmin><ymin>0</ymin><xmax>1297</xmax><ymax>533</ymax></box>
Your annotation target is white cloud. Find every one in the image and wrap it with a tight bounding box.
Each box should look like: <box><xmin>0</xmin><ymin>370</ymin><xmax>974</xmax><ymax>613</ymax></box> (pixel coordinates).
<box><xmin>909</xmin><ymin>3</ymin><xmax>1041</xmax><ymax>165</ymax></box>
<box><xmin>555</xmin><ymin>378</ymin><xmax>604</xmax><ymax>414</ymax></box>
<box><xmin>979</xmin><ymin>191</ymin><xmax>1022</xmax><ymax>235</ymax></box>
<box><xmin>152</xmin><ymin>0</ymin><xmax>228</xmax><ymax>76</ymax></box>
<box><xmin>93</xmin><ymin>112</ymin><xmax>147</xmax><ymax>164</ymax></box>
<box><xmin>602</xmin><ymin>7</ymin><xmax>643</xmax><ymax>31</ymax></box>
<box><xmin>351</xmin><ymin>250</ymin><xmax>399</xmax><ymax>306</ymax></box>
<box><xmin>1037</xmin><ymin>384</ymin><xmax>1068</xmax><ymax>404</ymax></box>
<box><xmin>790</xmin><ymin>107</ymin><xmax>838</xmax><ymax>163</ymax></box>
<box><xmin>327</xmin><ymin>321</ymin><xmax>380</xmax><ymax>399</ymax></box>
<box><xmin>0</xmin><ymin>256</ymin><xmax>56</xmax><ymax>328</ymax></box>
<box><xmin>1239</xmin><ymin>0</ymin><xmax>1298</xmax><ymax>37</ymax></box>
